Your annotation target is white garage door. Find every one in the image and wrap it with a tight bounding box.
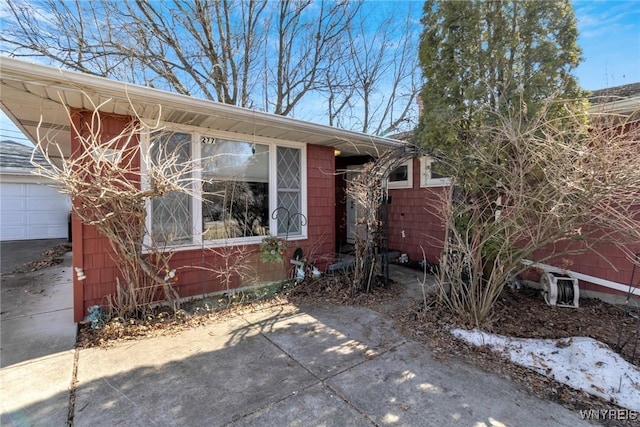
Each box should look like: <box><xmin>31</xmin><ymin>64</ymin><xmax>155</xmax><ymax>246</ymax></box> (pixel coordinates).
<box><xmin>0</xmin><ymin>175</ymin><xmax>71</xmax><ymax>241</ymax></box>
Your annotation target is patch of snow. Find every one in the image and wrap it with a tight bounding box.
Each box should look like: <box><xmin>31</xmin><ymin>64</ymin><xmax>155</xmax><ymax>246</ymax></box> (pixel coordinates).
<box><xmin>451</xmin><ymin>329</ymin><xmax>640</xmax><ymax>411</ymax></box>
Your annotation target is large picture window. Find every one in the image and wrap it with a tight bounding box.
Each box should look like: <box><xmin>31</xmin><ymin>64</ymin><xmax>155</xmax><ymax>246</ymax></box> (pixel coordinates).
<box><xmin>201</xmin><ymin>140</ymin><xmax>270</xmax><ymax>240</ymax></box>
<box><xmin>146</xmin><ymin>130</ymin><xmax>305</xmax><ymax>247</ymax></box>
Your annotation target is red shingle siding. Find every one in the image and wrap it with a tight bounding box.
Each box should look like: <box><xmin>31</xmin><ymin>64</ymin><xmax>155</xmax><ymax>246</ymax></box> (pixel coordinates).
<box><xmin>71</xmin><ymin>111</ymin><xmax>135</xmax><ymax>321</ymax></box>
<box><xmin>387</xmin><ymin>158</ymin><xmax>447</xmax><ymax>264</ymax></box>
<box><xmin>72</xmin><ymin>126</ymin><xmax>336</xmax><ymax>320</ymax></box>
<box><xmin>166</xmin><ymin>247</ymin><xmax>284</xmax><ymax>297</ymax></box>
<box><xmin>334</xmin><ymin>166</ymin><xmax>347</xmax><ymax>248</ymax></box>
<box><xmin>299</xmin><ymin>144</ymin><xmax>336</xmax><ymax>267</ymax></box>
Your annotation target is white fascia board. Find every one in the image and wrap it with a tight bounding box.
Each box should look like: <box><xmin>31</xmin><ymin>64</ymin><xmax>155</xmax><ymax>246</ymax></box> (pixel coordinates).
<box><xmin>588</xmin><ymin>96</ymin><xmax>640</xmax><ymax>115</ymax></box>
<box><xmin>0</xmin><ymin>57</ymin><xmax>401</xmax><ymax>150</ymax></box>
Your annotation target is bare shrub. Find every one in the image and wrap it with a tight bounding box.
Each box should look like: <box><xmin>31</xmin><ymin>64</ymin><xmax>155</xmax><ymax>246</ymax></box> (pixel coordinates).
<box><xmin>202</xmin><ymin>244</ymin><xmax>257</xmax><ymax>294</ymax></box>
<box><xmin>32</xmin><ymin>98</ymin><xmax>197</xmax><ymax>318</ymax></box>
<box><xmin>435</xmin><ymin>101</ymin><xmax>640</xmax><ymax>326</ymax></box>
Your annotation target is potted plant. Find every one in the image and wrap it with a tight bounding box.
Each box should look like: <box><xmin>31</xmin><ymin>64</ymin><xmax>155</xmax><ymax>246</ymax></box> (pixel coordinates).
<box><xmin>260</xmin><ymin>236</ymin><xmax>287</xmax><ymax>263</ymax></box>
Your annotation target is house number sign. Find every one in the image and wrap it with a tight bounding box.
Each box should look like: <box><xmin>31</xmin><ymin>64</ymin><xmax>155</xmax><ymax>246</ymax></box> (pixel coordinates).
<box><xmin>201</xmin><ymin>136</ymin><xmax>216</xmax><ymax>144</ymax></box>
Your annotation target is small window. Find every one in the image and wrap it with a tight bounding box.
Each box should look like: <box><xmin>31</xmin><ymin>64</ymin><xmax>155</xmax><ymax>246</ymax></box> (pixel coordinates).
<box><xmin>389</xmin><ymin>165</ymin><xmax>408</xmax><ymax>181</ymax></box>
<box><xmin>419</xmin><ymin>156</ymin><xmax>451</xmax><ymax>187</ymax></box>
<box><xmin>277</xmin><ymin>146</ymin><xmax>302</xmax><ymax>237</ymax></box>
<box><xmin>150</xmin><ymin>132</ymin><xmax>193</xmax><ymax>244</ymax></box>
<box><xmin>387</xmin><ymin>160</ymin><xmax>413</xmax><ymax>189</ymax></box>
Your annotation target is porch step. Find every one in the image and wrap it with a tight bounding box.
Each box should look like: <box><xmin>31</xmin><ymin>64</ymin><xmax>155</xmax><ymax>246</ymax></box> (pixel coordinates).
<box><xmin>327</xmin><ymin>256</ymin><xmax>354</xmax><ymax>273</ymax></box>
<box><xmin>386</xmin><ymin>250</ymin><xmax>402</xmax><ymax>261</ymax></box>
<box><xmin>326</xmin><ymin>250</ymin><xmax>402</xmax><ymax>273</ymax></box>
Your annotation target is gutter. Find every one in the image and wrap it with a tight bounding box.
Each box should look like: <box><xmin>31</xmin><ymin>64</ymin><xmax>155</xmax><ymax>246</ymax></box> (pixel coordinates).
<box><xmin>0</xmin><ymin>56</ymin><xmax>401</xmax><ymax>150</ymax></box>
<box><xmin>588</xmin><ymin>96</ymin><xmax>640</xmax><ymax>115</ymax></box>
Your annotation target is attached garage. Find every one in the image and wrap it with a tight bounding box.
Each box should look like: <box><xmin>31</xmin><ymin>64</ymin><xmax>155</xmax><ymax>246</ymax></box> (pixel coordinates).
<box><xmin>0</xmin><ymin>140</ymin><xmax>71</xmax><ymax>241</ymax></box>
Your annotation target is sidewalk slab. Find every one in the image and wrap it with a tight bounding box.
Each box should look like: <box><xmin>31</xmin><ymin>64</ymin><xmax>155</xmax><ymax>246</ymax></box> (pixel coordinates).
<box><xmin>242</xmin><ymin>305</ymin><xmax>405</xmax><ymax>380</ymax></box>
<box><xmin>0</xmin><ymin>307</ymin><xmax>75</xmax><ymax>367</ymax></box>
<box><xmin>1</xmin><ymin>241</ymin><xmax>76</xmax><ymax>425</ymax></box>
<box><xmin>0</xmin><ymin>260</ymin><xmax>77</xmax><ymax>367</ymax></box>
<box><xmin>73</xmin><ymin>315</ymin><xmax>318</xmax><ymax>427</ymax></box>
<box><xmin>0</xmin><ymin>350</ymin><xmax>75</xmax><ymax>427</ymax></box>
<box><xmin>1</xmin><ymin>253</ymin><xmax>76</xmax><ymax>367</ymax></box>
<box><xmin>230</xmin><ymin>383</ymin><xmax>373</xmax><ymax>427</ymax></box>
<box><xmin>73</xmin><ymin>302</ymin><xmax>594</xmax><ymax>426</ymax></box>
<box><xmin>326</xmin><ymin>341</ymin><xmax>590</xmax><ymax>427</ymax></box>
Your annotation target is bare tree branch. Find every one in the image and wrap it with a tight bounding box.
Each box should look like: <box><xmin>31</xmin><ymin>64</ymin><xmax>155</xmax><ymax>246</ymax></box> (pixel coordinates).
<box><xmin>435</xmin><ymin>99</ymin><xmax>640</xmax><ymax>326</ymax></box>
<box><xmin>1</xmin><ymin>0</ymin><xmax>418</xmax><ymax>133</ymax></box>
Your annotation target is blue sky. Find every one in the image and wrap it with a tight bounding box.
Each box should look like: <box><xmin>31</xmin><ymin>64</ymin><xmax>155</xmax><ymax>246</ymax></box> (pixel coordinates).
<box><xmin>1</xmin><ymin>0</ymin><xmax>639</xmax><ymax>145</ymax></box>
<box><xmin>572</xmin><ymin>0</ymin><xmax>640</xmax><ymax>90</ymax></box>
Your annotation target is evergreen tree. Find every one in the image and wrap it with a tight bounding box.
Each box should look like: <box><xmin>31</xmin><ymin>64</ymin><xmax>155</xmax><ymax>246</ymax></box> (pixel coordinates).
<box><xmin>415</xmin><ymin>1</ymin><xmax>590</xmax><ymax>324</ymax></box>
<box><xmin>416</xmin><ymin>0</ymin><xmax>584</xmax><ymax>154</ymax></box>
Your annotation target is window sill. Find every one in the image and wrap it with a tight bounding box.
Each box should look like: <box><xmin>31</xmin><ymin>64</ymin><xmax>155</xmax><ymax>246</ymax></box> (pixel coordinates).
<box><xmin>420</xmin><ymin>178</ymin><xmax>452</xmax><ymax>188</ymax></box>
<box><xmin>388</xmin><ymin>182</ymin><xmax>413</xmax><ymax>190</ymax></box>
<box><xmin>143</xmin><ymin>234</ymin><xmax>308</xmax><ymax>254</ymax></box>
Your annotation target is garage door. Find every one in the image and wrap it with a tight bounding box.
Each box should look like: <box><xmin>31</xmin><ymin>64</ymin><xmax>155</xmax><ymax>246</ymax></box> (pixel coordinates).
<box><xmin>0</xmin><ymin>175</ymin><xmax>71</xmax><ymax>241</ymax></box>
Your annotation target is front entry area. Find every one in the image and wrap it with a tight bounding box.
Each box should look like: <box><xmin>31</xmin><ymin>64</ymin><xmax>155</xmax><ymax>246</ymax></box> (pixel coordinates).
<box><xmin>345</xmin><ymin>166</ymin><xmax>365</xmax><ymax>245</ymax></box>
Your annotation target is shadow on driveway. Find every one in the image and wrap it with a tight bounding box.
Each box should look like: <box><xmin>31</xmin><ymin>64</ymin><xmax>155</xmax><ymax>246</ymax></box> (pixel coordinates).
<box><xmin>4</xmin><ymin>302</ymin><xmax>592</xmax><ymax>427</ymax></box>
<box><xmin>0</xmin><ymin>247</ymin><xmax>593</xmax><ymax>426</ymax></box>
<box><xmin>1</xmin><ymin>238</ymin><xmax>69</xmax><ymax>274</ymax></box>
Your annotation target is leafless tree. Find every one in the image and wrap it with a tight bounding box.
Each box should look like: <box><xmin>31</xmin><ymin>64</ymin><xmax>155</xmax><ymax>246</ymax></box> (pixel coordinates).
<box><xmin>334</xmin><ymin>4</ymin><xmax>421</xmax><ymax>135</ymax></box>
<box><xmin>1</xmin><ymin>0</ymin><xmax>418</xmax><ymax>134</ymax></box>
<box><xmin>435</xmin><ymin>100</ymin><xmax>640</xmax><ymax>327</ymax></box>
<box><xmin>266</xmin><ymin>0</ymin><xmax>360</xmax><ymax>116</ymax></box>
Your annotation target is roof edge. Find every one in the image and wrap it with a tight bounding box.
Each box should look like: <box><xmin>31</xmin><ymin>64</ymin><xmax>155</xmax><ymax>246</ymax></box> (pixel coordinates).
<box><xmin>0</xmin><ymin>56</ymin><xmax>400</xmax><ymax>149</ymax></box>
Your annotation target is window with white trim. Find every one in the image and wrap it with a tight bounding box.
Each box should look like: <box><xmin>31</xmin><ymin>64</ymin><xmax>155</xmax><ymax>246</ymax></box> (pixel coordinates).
<box><xmin>419</xmin><ymin>156</ymin><xmax>451</xmax><ymax>187</ymax></box>
<box><xmin>201</xmin><ymin>139</ymin><xmax>270</xmax><ymax>240</ymax></box>
<box><xmin>146</xmin><ymin>129</ymin><xmax>306</xmax><ymax>248</ymax></box>
<box><xmin>387</xmin><ymin>160</ymin><xmax>413</xmax><ymax>189</ymax></box>
<box><xmin>277</xmin><ymin>147</ymin><xmax>302</xmax><ymax>236</ymax></box>
<box><xmin>150</xmin><ymin>132</ymin><xmax>193</xmax><ymax>244</ymax></box>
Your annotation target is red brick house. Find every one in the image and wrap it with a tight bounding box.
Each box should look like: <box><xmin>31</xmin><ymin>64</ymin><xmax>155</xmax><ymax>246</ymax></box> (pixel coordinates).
<box><xmin>1</xmin><ymin>59</ymin><xmax>384</xmax><ymax>319</ymax></box>
<box><xmin>4</xmin><ymin>57</ymin><xmax>633</xmax><ymax>321</ymax></box>
<box><xmin>1</xmin><ymin>58</ymin><xmax>448</xmax><ymax>321</ymax></box>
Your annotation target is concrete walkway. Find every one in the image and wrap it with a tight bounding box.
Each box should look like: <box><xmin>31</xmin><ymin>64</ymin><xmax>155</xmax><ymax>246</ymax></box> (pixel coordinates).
<box><xmin>1</xmin><ymin>245</ymin><xmax>592</xmax><ymax>426</ymax></box>
<box><xmin>1</xmin><ymin>239</ymin><xmax>76</xmax><ymax>426</ymax></box>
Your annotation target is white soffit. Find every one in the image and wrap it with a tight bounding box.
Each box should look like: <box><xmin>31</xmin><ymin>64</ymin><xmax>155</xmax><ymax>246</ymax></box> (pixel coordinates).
<box><xmin>0</xmin><ymin>57</ymin><xmax>401</xmax><ymax>158</ymax></box>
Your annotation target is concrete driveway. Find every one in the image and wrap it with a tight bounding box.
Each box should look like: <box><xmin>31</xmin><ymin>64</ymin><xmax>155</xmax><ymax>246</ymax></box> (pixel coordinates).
<box><xmin>0</xmin><ymin>238</ymin><xmax>70</xmax><ymax>274</ymax></box>
<box><xmin>0</xmin><ymin>239</ymin><xmax>75</xmax><ymax>367</ymax></box>
<box><xmin>67</xmin><ymin>303</ymin><xmax>590</xmax><ymax>427</ymax></box>
<box><xmin>1</xmin><ymin>243</ymin><xmax>591</xmax><ymax>426</ymax></box>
